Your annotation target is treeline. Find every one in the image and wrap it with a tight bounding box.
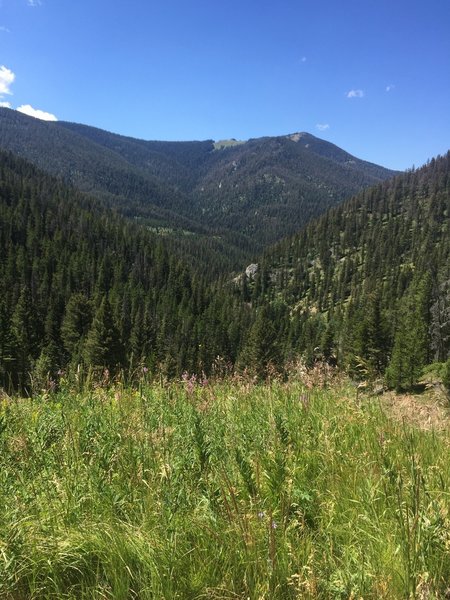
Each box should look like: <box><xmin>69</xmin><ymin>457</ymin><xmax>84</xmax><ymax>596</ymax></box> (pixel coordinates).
<box><xmin>0</xmin><ymin>151</ymin><xmax>251</xmax><ymax>392</ymax></box>
<box><xmin>239</xmin><ymin>153</ymin><xmax>450</xmax><ymax>388</ymax></box>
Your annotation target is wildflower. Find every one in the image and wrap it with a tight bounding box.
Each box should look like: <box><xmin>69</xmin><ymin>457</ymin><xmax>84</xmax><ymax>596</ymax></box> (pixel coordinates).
<box><xmin>271</xmin><ymin>520</ymin><xmax>278</xmax><ymax>529</ymax></box>
<box><xmin>258</xmin><ymin>511</ymin><xmax>266</xmax><ymax>520</ymax></box>
<box><xmin>182</xmin><ymin>371</ymin><xmax>197</xmax><ymax>394</ymax></box>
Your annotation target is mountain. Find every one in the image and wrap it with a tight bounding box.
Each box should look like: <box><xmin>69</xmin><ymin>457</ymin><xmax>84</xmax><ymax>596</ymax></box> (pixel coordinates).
<box><xmin>0</xmin><ymin>108</ymin><xmax>397</xmax><ymax>261</ymax></box>
<box><xmin>240</xmin><ymin>153</ymin><xmax>450</xmax><ymax>385</ymax></box>
<box><xmin>0</xmin><ymin>136</ymin><xmax>448</xmax><ymax>391</ymax></box>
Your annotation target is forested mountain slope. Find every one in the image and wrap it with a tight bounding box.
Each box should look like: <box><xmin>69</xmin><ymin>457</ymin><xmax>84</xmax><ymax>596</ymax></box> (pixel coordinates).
<box><xmin>0</xmin><ymin>150</ymin><xmax>250</xmax><ymax>391</ymax></box>
<box><xmin>0</xmin><ymin>108</ymin><xmax>397</xmax><ymax>259</ymax></box>
<box><xmin>0</xmin><ymin>108</ymin><xmax>198</xmax><ymax>228</ymax></box>
<box><xmin>241</xmin><ymin>153</ymin><xmax>450</xmax><ymax>386</ymax></box>
<box><xmin>0</xmin><ymin>143</ymin><xmax>448</xmax><ymax>391</ymax></box>
<box><xmin>189</xmin><ymin>133</ymin><xmax>396</xmax><ymax>247</ymax></box>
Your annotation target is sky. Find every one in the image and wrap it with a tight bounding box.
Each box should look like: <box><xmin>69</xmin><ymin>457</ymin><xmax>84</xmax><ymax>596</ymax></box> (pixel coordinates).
<box><xmin>0</xmin><ymin>0</ymin><xmax>449</xmax><ymax>170</ymax></box>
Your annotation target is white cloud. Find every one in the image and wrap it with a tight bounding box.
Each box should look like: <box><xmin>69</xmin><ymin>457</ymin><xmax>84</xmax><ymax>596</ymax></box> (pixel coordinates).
<box><xmin>0</xmin><ymin>64</ymin><xmax>57</xmax><ymax>120</ymax></box>
<box><xmin>0</xmin><ymin>26</ymin><xmax>11</xmax><ymax>33</ymax></box>
<box><xmin>0</xmin><ymin>65</ymin><xmax>15</xmax><ymax>96</ymax></box>
<box><xmin>346</xmin><ymin>89</ymin><xmax>364</xmax><ymax>98</ymax></box>
<box><xmin>386</xmin><ymin>84</ymin><xmax>395</xmax><ymax>92</ymax></box>
<box><xmin>0</xmin><ymin>65</ymin><xmax>58</xmax><ymax>120</ymax></box>
<box><xmin>17</xmin><ymin>104</ymin><xmax>57</xmax><ymax>121</ymax></box>
<box><xmin>27</xmin><ymin>0</ymin><xmax>42</xmax><ymax>6</ymax></box>
<box><xmin>316</xmin><ymin>123</ymin><xmax>330</xmax><ymax>131</ymax></box>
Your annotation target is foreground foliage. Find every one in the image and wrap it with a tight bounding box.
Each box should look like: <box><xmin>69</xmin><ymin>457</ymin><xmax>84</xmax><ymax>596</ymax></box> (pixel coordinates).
<box><xmin>1</xmin><ymin>375</ymin><xmax>449</xmax><ymax>599</ymax></box>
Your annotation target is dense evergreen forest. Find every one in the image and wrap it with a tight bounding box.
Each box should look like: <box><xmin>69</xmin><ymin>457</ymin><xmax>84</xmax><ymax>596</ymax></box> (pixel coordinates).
<box><xmin>0</xmin><ymin>151</ymin><xmax>252</xmax><ymax>391</ymax></box>
<box><xmin>242</xmin><ymin>153</ymin><xmax>450</xmax><ymax>387</ymax></box>
<box><xmin>0</xmin><ymin>121</ymin><xmax>448</xmax><ymax>393</ymax></box>
<box><xmin>0</xmin><ymin>108</ymin><xmax>396</xmax><ymax>264</ymax></box>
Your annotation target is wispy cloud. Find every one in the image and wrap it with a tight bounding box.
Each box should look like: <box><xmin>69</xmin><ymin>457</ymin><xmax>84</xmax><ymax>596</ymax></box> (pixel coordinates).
<box><xmin>0</xmin><ymin>26</ymin><xmax>11</xmax><ymax>33</ymax></box>
<box><xmin>27</xmin><ymin>0</ymin><xmax>42</xmax><ymax>6</ymax></box>
<box><xmin>300</xmin><ymin>56</ymin><xmax>307</xmax><ymax>63</ymax></box>
<box><xmin>346</xmin><ymin>89</ymin><xmax>364</xmax><ymax>98</ymax></box>
<box><xmin>316</xmin><ymin>123</ymin><xmax>330</xmax><ymax>131</ymax></box>
<box><xmin>0</xmin><ymin>65</ymin><xmax>15</xmax><ymax>96</ymax></box>
<box><xmin>17</xmin><ymin>104</ymin><xmax>57</xmax><ymax>121</ymax></box>
<box><xmin>385</xmin><ymin>84</ymin><xmax>395</xmax><ymax>92</ymax></box>
<box><xmin>0</xmin><ymin>101</ymin><xmax>12</xmax><ymax>108</ymax></box>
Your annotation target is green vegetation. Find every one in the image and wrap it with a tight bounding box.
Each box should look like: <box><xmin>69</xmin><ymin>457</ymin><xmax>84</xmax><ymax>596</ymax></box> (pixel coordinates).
<box><xmin>0</xmin><ymin>113</ymin><xmax>449</xmax><ymax>597</ymax></box>
<box><xmin>0</xmin><ymin>108</ymin><xmax>396</xmax><ymax>259</ymax></box>
<box><xmin>0</xmin><ymin>150</ymin><xmax>250</xmax><ymax>392</ymax></box>
<box><xmin>0</xmin><ymin>374</ymin><xmax>449</xmax><ymax>599</ymax></box>
<box><xmin>247</xmin><ymin>153</ymin><xmax>450</xmax><ymax>388</ymax></box>
<box><xmin>0</xmin><ymin>147</ymin><xmax>448</xmax><ymax>394</ymax></box>
<box><xmin>0</xmin><ymin>111</ymin><xmax>448</xmax><ymax>394</ymax></box>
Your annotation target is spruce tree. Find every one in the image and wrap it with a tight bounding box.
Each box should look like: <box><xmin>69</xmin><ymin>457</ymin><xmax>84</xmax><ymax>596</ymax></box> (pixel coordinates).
<box><xmin>83</xmin><ymin>297</ymin><xmax>123</xmax><ymax>370</ymax></box>
<box><xmin>61</xmin><ymin>293</ymin><xmax>92</xmax><ymax>365</ymax></box>
<box><xmin>240</xmin><ymin>305</ymin><xmax>280</xmax><ymax>378</ymax></box>
<box><xmin>10</xmin><ymin>286</ymin><xmax>39</xmax><ymax>389</ymax></box>
<box><xmin>0</xmin><ymin>301</ymin><xmax>14</xmax><ymax>389</ymax></box>
<box><xmin>386</xmin><ymin>277</ymin><xmax>430</xmax><ymax>391</ymax></box>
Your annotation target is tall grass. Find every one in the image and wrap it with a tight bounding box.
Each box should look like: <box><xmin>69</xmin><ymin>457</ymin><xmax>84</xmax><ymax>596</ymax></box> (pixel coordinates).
<box><xmin>0</xmin><ymin>375</ymin><xmax>449</xmax><ymax>598</ymax></box>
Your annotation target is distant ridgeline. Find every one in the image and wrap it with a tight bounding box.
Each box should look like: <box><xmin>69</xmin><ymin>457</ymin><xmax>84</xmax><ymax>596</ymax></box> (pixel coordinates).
<box><xmin>239</xmin><ymin>152</ymin><xmax>450</xmax><ymax>388</ymax></box>
<box><xmin>0</xmin><ymin>108</ymin><xmax>396</xmax><ymax>267</ymax></box>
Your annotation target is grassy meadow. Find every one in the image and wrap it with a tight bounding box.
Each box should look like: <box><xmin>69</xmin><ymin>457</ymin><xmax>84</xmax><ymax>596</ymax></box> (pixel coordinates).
<box><xmin>0</xmin><ymin>369</ymin><xmax>449</xmax><ymax>599</ymax></box>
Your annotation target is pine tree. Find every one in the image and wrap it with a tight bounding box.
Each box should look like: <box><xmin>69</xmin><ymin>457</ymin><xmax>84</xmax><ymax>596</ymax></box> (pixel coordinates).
<box><xmin>61</xmin><ymin>293</ymin><xmax>92</xmax><ymax>365</ymax></box>
<box><xmin>83</xmin><ymin>297</ymin><xmax>124</xmax><ymax>370</ymax></box>
<box><xmin>386</xmin><ymin>277</ymin><xmax>431</xmax><ymax>391</ymax></box>
<box><xmin>352</xmin><ymin>292</ymin><xmax>390</xmax><ymax>376</ymax></box>
<box><xmin>10</xmin><ymin>286</ymin><xmax>39</xmax><ymax>389</ymax></box>
<box><xmin>0</xmin><ymin>300</ymin><xmax>14</xmax><ymax>389</ymax></box>
<box><xmin>240</xmin><ymin>305</ymin><xmax>280</xmax><ymax>378</ymax></box>
<box><xmin>32</xmin><ymin>340</ymin><xmax>60</xmax><ymax>392</ymax></box>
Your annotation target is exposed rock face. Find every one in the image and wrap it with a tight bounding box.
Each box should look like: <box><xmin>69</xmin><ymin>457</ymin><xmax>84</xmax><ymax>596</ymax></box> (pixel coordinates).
<box><xmin>245</xmin><ymin>263</ymin><xmax>258</xmax><ymax>279</ymax></box>
<box><xmin>287</xmin><ymin>132</ymin><xmax>307</xmax><ymax>142</ymax></box>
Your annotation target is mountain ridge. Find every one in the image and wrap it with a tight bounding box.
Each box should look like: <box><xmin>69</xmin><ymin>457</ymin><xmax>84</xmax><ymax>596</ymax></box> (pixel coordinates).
<box><xmin>0</xmin><ymin>128</ymin><xmax>448</xmax><ymax>391</ymax></box>
<box><xmin>0</xmin><ymin>107</ymin><xmax>398</xmax><ymax>261</ymax></box>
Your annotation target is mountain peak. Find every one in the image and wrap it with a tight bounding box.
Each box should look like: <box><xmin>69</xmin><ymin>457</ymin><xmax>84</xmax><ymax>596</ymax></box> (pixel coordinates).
<box><xmin>0</xmin><ymin>108</ymin><xmax>397</xmax><ymax>255</ymax></box>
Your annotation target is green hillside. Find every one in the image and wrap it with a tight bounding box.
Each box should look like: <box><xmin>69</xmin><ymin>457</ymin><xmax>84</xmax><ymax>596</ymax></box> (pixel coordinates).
<box><xmin>0</xmin><ymin>108</ymin><xmax>397</xmax><ymax>259</ymax></box>
<box><xmin>0</xmin><ymin>150</ymin><xmax>250</xmax><ymax>392</ymax></box>
<box><xmin>0</xmin><ymin>121</ymin><xmax>448</xmax><ymax>392</ymax></box>
<box><xmin>241</xmin><ymin>153</ymin><xmax>450</xmax><ymax>385</ymax></box>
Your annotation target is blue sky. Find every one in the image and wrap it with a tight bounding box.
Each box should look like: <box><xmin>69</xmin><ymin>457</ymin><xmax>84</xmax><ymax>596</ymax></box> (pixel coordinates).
<box><xmin>1</xmin><ymin>0</ymin><xmax>449</xmax><ymax>170</ymax></box>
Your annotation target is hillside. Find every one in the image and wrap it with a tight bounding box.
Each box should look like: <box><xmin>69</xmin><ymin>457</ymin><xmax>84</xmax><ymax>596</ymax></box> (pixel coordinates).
<box><xmin>240</xmin><ymin>153</ymin><xmax>450</xmax><ymax>385</ymax></box>
<box><xmin>0</xmin><ymin>146</ymin><xmax>448</xmax><ymax>391</ymax></box>
<box><xmin>0</xmin><ymin>108</ymin><xmax>397</xmax><ymax>258</ymax></box>
<box><xmin>0</xmin><ymin>150</ymin><xmax>250</xmax><ymax>392</ymax></box>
